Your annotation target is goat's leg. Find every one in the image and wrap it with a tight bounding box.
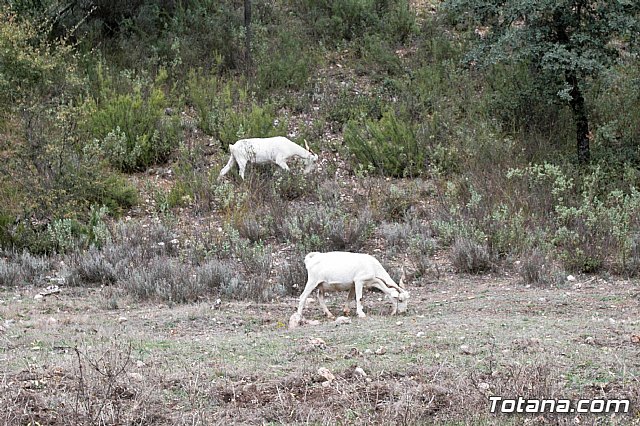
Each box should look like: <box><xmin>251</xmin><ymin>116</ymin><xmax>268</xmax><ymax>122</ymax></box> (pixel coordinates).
<box><xmin>316</xmin><ymin>288</ymin><xmax>335</xmax><ymax>318</ymax></box>
<box><xmin>274</xmin><ymin>159</ymin><xmax>290</xmax><ymax>172</ymax></box>
<box><xmin>237</xmin><ymin>158</ymin><xmax>248</xmax><ymax>180</ymax></box>
<box><xmin>343</xmin><ymin>287</ymin><xmax>355</xmax><ymax>316</ymax></box>
<box><xmin>218</xmin><ymin>155</ymin><xmax>236</xmax><ymax>180</ymax></box>
<box><xmin>354</xmin><ymin>280</ymin><xmax>366</xmax><ymax>318</ymax></box>
<box><xmin>296</xmin><ymin>278</ymin><xmax>318</xmax><ymax>317</ymax></box>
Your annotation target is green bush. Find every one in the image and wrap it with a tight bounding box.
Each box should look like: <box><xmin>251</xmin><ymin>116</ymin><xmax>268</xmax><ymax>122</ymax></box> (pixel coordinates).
<box><xmin>355</xmin><ymin>34</ymin><xmax>404</xmax><ymax>77</ymax></box>
<box><xmin>86</xmin><ymin>69</ymin><xmax>181</xmax><ymax>172</ymax></box>
<box><xmin>325</xmin><ymin>89</ymin><xmax>385</xmax><ymax>130</ymax></box>
<box><xmin>345</xmin><ymin>110</ymin><xmax>425</xmax><ymax>177</ymax></box>
<box><xmin>186</xmin><ymin>71</ymin><xmax>287</xmax><ymax>150</ymax></box>
<box><xmin>0</xmin><ymin>6</ymin><xmax>81</xmax><ymax>121</ymax></box>
<box><xmin>256</xmin><ymin>30</ymin><xmax>316</xmax><ymax>93</ymax></box>
<box><xmin>292</xmin><ymin>0</ymin><xmax>414</xmax><ymax>44</ymax></box>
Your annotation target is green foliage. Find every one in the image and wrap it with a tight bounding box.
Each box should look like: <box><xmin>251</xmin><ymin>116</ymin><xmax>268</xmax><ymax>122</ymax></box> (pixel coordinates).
<box><xmin>444</xmin><ymin>0</ymin><xmax>639</xmax><ymax>79</ymax></box>
<box><xmin>443</xmin><ymin>0</ymin><xmax>640</xmax><ymax>162</ymax></box>
<box><xmin>325</xmin><ymin>89</ymin><xmax>385</xmax><ymax>130</ymax></box>
<box><xmin>186</xmin><ymin>70</ymin><xmax>287</xmax><ymax>150</ymax></box>
<box><xmin>292</xmin><ymin>0</ymin><xmax>415</xmax><ymax>44</ymax></box>
<box><xmin>345</xmin><ymin>110</ymin><xmax>425</xmax><ymax>177</ymax></box>
<box><xmin>86</xmin><ymin>68</ymin><xmax>181</xmax><ymax>172</ymax></box>
<box><xmin>46</xmin><ymin>205</ymin><xmax>112</xmax><ymax>253</ymax></box>
<box><xmin>590</xmin><ymin>61</ymin><xmax>640</xmax><ymax>171</ymax></box>
<box><xmin>355</xmin><ymin>34</ymin><xmax>404</xmax><ymax>77</ymax></box>
<box><xmin>0</xmin><ymin>6</ymin><xmax>81</xmax><ymax>120</ymax></box>
<box><xmin>256</xmin><ymin>29</ymin><xmax>316</xmax><ymax>93</ymax></box>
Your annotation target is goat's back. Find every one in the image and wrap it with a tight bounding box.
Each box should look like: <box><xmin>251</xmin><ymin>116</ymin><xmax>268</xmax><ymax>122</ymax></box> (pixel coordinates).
<box><xmin>304</xmin><ymin>251</ymin><xmax>391</xmax><ymax>282</ymax></box>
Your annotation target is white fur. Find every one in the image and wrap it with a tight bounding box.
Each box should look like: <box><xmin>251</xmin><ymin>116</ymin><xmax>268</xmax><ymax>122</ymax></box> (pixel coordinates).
<box><xmin>297</xmin><ymin>251</ymin><xmax>410</xmax><ymax>319</ymax></box>
<box><xmin>218</xmin><ymin>136</ymin><xmax>318</xmax><ymax>180</ymax></box>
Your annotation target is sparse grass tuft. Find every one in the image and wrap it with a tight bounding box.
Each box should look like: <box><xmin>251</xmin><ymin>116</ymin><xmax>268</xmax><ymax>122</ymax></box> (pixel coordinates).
<box><xmin>519</xmin><ymin>249</ymin><xmax>563</xmax><ymax>287</ymax></box>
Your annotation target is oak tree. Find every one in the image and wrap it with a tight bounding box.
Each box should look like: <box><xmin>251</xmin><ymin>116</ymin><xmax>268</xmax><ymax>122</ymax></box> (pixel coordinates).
<box><xmin>444</xmin><ymin>0</ymin><xmax>639</xmax><ymax>163</ymax></box>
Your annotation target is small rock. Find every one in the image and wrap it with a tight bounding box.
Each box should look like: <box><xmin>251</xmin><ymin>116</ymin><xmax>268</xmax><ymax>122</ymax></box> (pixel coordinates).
<box><xmin>309</xmin><ymin>337</ymin><xmax>326</xmax><ymax>348</ymax></box>
<box><xmin>34</xmin><ymin>294</ymin><xmax>44</xmax><ymax>301</ymax></box>
<box><xmin>345</xmin><ymin>347</ymin><xmax>362</xmax><ymax>358</ymax></box>
<box><xmin>460</xmin><ymin>344</ymin><xmax>472</xmax><ymax>355</ymax></box>
<box><xmin>396</xmin><ymin>321</ymin><xmax>403</xmax><ymax>326</ymax></box>
<box><xmin>353</xmin><ymin>367</ymin><xmax>367</xmax><ymax>378</ymax></box>
<box><xmin>118</xmin><ymin>316</ymin><xmax>128</xmax><ymax>323</ymax></box>
<box><xmin>566</xmin><ymin>275</ymin><xmax>576</xmax><ymax>282</ymax></box>
<box><xmin>317</xmin><ymin>367</ymin><xmax>335</xmax><ymax>383</ymax></box>
<box><xmin>334</xmin><ymin>316</ymin><xmax>351</xmax><ymax>326</ymax></box>
<box><xmin>416</xmin><ymin>331</ymin><xmax>425</xmax><ymax>337</ymax></box>
<box><xmin>127</xmin><ymin>372</ymin><xmax>144</xmax><ymax>381</ymax></box>
<box><xmin>136</xmin><ymin>360</ymin><xmax>146</xmax><ymax>368</ymax></box>
<box><xmin>306</xmin><ymin>319</ymin><xmax>321</xmax><ymax>326</ymax></box>
<box><xmin>478</xmin><ymin>382</ymin><xmax>490</xmax><ymax>391</ymax></box>
<box><xmin>374</xmin><ymin>346</ymin><xmax>387</xmax><ymax>355</ymax></box>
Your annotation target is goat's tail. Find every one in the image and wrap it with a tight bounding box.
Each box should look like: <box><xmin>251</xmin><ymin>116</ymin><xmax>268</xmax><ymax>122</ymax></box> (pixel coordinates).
<box><xmin>304</xmin><ymin>252</ymin><xmax>321</xmax><ymax>265</ymax></box>
<box><xmin>217</xmin><ymin>153</ymin><xmax>237</xmax><ymax>180</ymax></box>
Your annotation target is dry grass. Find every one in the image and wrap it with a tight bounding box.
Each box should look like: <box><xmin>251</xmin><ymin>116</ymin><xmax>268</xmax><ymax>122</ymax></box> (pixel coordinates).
<box><xmin>1</xmin><ymin>272</ymin><xmax>639</xmax><ymax>425</ymax></box>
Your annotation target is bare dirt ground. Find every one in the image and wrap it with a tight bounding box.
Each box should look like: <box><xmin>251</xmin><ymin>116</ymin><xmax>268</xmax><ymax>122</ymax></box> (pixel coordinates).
<box><xmin>2</xmin><ymin>269</ymin><xmax>639</xmax><ymax>425</ymax></box>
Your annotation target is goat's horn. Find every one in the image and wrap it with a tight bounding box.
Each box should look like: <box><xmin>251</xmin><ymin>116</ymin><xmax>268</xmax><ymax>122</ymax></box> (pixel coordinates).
<box><xmin>399</xmin><ymin>266</ymin><xmax>406</xmax><ymax>289</ymax></box>
<box><xmin>304</xmin><ymin>139</ymin><xmax>313</xmax><ymax>153</ymax></box>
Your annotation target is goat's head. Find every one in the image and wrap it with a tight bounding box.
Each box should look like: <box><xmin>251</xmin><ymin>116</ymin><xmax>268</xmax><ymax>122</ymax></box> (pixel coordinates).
<box><xmin>387</xmin><ymin>287</ymin><xmax>410</xmax><ymax>315</ymax></box>
<box><xmin>396</xmin><ymin>289</ymin><xmax>410</xmax><ymax>314</ymax></box>
<box><xmin>303</xmin><ymin>139</ymin><xmax>318</xmax><ymax>174</ymax></box>
<box><xmin>391</xmin><ymin>268</ymin><xmax>409</xmax><ymax>313</ymax></box>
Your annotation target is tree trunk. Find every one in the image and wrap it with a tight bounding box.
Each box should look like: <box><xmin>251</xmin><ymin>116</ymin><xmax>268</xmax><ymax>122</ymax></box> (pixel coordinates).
<box><xmin>244</xmin><ymin>0</ymin><xmax>252</xmax><ymax>75</ymax></box>
<box><xmin>567</xmin><ymin>72</ymin><xmax>590</xmax><ymax>164</ymax></box>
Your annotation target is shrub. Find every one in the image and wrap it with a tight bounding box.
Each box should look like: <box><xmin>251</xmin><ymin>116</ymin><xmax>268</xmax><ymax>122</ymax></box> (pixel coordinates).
<box><xmin>451</xmin><ymin>237</ymin><xmax>492</xmax><ymax>274</ymax></box>
<box><xmin>256</xmin><ymin>30</ymin><xmax>316</xmax><ymax>93</ymax></box>
<box><xmin>0</xmin><ymin>6</ymin><xmax>80</xmax><ymax>120</ymax></box>
<box><xmin>0</xmin><ymin>258</ymin><xmax>24</xmax><ymax>287</ymax></box>
<box><xmin>66</xmin><ymin>248</ymin><xmax>117</xmax><ymax>287</ymax></box>
<box><xmin>292</xmin><ymin>0</ymin><xmax>414</xmax><ymax>44</ymax></box>
<box><xmin>277</xmin><ymin>253</ymin><xmax>308</xmax><ymax>296</ymax></box>
<box><xmin>345</xmin><ymin>110</ymin><xmax>425</xmax><ymax>177</ymax></box>
<box><xmin>355</xmin><ymin>34</ymin><xmax>404</xmax><ymax>77</ymax></box>
<box><xmin>125</xmin><ymin>258</ymin><xmax>201</xmax><ymax>303</ymax></box>
<box><xmin>238</xmin><ymin>241</ymin><xmax>273</xmax><ymax>277</ymax></box>
<box><xmin>274</xmin><ymin>205</ymin><xmax>373</xmax><ymax>252</ymax></box>
<box><xmin>86</xmin><ymin>68</ymin><xmax>181</xmax><ymax>172</ymax></box>
<box><xmin>196</xmin><ymin>258</ymin><xmax>238</xmax><ymax>291</ymax></box>
<box><xmin>519</xmin><ymin>249</ymin><xmax>562</xmax><ymax>287</ymax></box>
<box><xmin>325</xmin><ymin>89</ymin><xmax>385</xmax><ymax>131</ymax></box>
<box><xmin>186</xmin><ymin>71</ymin><xmax>287</xmax><ymax>150</ymax></box>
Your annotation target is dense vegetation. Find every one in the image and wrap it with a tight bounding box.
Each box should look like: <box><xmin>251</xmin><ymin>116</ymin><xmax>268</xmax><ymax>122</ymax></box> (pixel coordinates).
<box><xmin>1</xmin><ymin>0</ymin><xmax>639</xmax><ymax>297</ymax></box>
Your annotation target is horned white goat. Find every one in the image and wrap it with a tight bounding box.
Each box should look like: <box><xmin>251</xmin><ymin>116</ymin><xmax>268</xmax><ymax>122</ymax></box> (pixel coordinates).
<box><xmin>218</xmin><ymin>136</ymin><xmax>318</xmax><ymax>180</ymax></box>
<box><xmin>297</xmin><ymin>251</ymin><xmax>410</xmax><ymax>319</ymax></box>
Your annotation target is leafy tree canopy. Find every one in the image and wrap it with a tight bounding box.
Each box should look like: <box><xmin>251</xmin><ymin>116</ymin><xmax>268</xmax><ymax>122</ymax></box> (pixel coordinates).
<box><xmin>443</xmin><ymin>0</ymin><xmax>640</xmax><ymax>163</ymax></box>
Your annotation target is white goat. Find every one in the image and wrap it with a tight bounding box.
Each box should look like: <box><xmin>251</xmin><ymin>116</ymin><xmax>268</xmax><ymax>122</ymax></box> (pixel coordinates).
<box><xmin>218</xmin><ymin>136</ymin><xmax>318</xmax><ymax>180</ymax></box>
<box><xmin>297</xmin><ymin>251</ymin><xmax>410</xmax><ymax>319</ymax></box>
